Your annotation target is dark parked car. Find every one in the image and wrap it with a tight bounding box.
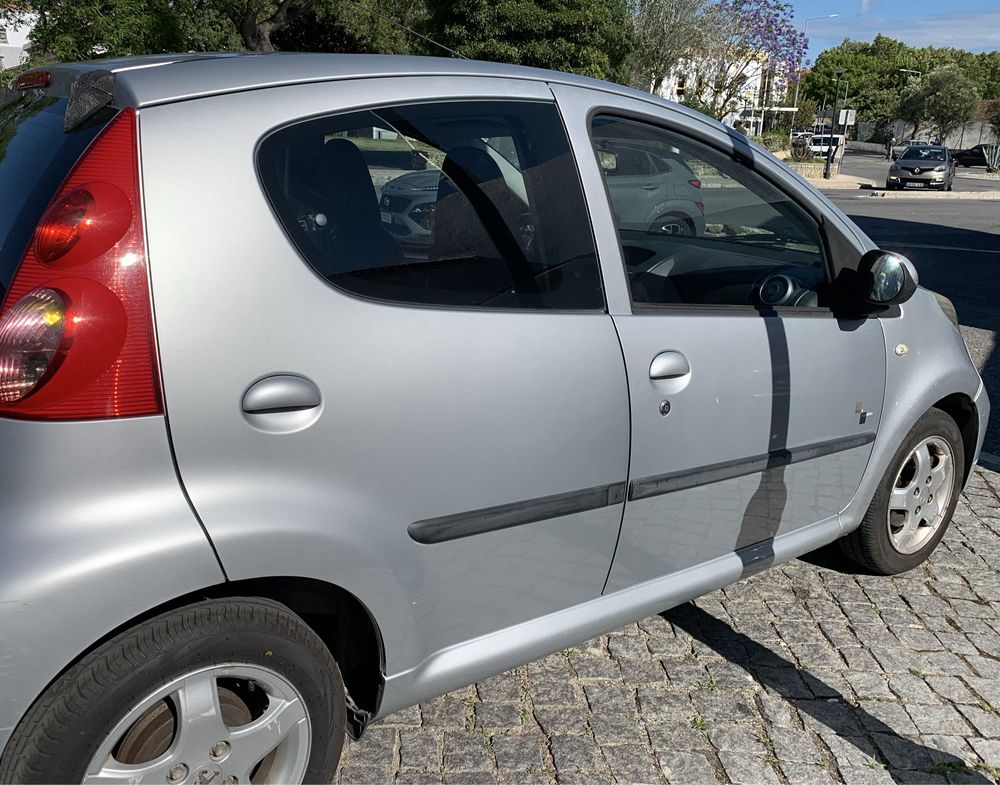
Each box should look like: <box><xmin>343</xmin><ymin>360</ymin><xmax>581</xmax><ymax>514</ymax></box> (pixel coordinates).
<box><xmin>954</xmin><ymin>144</ymin><xmax>990</xmax><ymax>167</ymax></box>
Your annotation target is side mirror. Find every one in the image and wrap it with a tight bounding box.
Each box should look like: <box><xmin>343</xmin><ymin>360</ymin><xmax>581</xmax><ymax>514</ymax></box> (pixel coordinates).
<box><xmin>856</xmin><ymin>250</ymin><xmax>919</xmax><ymax>306</ymax></box>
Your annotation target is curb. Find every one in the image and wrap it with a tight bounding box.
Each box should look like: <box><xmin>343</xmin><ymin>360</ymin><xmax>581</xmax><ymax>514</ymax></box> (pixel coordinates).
<box><xmin>980</xmin><ymin>452</ymin><xmax>1000</xmax><ymax>473</ymax></box>
<box><xmin>820</xmin><ymin>188</ymin><xmax>1000</xmax><ymax>200</ymax></box>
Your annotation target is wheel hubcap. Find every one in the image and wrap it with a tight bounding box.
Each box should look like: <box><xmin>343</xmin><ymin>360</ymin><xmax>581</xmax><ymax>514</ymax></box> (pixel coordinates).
<box><xmin>83</xmin><ymin>664</ymin><xmax>310</xmax><ymax>785</ymax></box>
<box><xmin>655</xmin><ymin>219</ymin><xmax>689</xmax><ymax>236</ymax></box>
<box><xmin>887</xmin><ymin>435</ymin><xmax>954</xmax><ymax>555</ymax></box>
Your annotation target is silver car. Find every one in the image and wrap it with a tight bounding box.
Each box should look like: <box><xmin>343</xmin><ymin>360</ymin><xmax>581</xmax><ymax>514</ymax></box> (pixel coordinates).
<box><xmin>887</xmin><ymin>145</ymin><xmax>956</xmax><ymax>190</ymax></box>
<box><xmin>0</xmin><ymin>54</ymin><xmax>989</xmax><ymax>784</ymax></box>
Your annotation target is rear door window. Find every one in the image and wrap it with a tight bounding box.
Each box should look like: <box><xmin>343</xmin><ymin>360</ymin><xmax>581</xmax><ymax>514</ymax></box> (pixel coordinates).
<box><xmin>257</xmin><ymin>100</ymin><xmax>604</xmax><ymax>311</ymax></box>
<box><xmin>0</xmin><ymin>92</ymin><xmax>111</xmax><ymax>300</ymax></box>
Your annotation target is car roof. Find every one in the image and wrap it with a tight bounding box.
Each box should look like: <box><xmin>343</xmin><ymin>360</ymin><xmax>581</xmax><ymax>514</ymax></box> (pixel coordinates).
<box><xmin>31</xmin><ymin>52</ymin><xmax>716</xmax><ymax>128</ymax></box>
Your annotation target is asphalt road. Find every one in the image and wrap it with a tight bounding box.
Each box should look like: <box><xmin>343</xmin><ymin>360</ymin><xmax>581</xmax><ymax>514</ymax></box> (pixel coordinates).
<box><xmin>821</xmin><ymin>192</ymin><xmax>1000</xmax><ymax>456</ymax></box>
<box><xmin>840</xmin><ymin>151</ymin><xmax>1000</xmax><ymax>193</ymax></box>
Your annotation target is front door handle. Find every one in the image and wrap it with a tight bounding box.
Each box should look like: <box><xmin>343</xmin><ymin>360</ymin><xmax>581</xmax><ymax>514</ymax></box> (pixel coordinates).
<box><xmin>649</xmin><ymin>351</ymin><xmax>691</xmax><ymax>380</ymax></box>
<box><xmin>642</xmin><ymin>184</ymin><xmax>660</xmax><ymax>190</ymax></box>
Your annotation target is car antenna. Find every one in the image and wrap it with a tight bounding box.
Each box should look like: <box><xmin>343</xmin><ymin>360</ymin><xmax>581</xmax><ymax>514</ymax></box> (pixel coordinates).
<box><xmin>342</xmin><ymin>0</ymin><xmax>469</xmax><ymax>59</ymax></box>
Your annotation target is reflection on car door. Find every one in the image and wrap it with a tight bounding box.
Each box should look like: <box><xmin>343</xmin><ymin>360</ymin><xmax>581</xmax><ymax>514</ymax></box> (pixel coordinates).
<box><xmin>553</xmin><ymin>85</ymin><xmax>887</xmax><ymax>592</ymax></box>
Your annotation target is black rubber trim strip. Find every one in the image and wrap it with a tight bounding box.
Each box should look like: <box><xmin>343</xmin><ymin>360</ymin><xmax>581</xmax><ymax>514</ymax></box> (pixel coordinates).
<box><xmin>629</xmin><ymin>432</ymin><xmax>876</xmax><ymax>502</ymax></box>
<box><xmin>408</xmin><ymin>482</ymin><xmax>627</xmax><ymax>545</ymax></box>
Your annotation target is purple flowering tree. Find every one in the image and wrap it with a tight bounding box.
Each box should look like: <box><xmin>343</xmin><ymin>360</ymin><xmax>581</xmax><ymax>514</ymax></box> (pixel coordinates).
<box><xmin>698</xmin><ymin>0</ymin><xmax>807</xmax><ymax>118</ymax></box>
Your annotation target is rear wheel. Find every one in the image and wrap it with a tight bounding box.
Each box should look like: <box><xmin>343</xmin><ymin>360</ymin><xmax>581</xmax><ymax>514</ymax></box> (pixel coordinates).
<box><xmin>0</xmin><ymin>598</ymin><xmax>346</xmax><ymax>785</ymax></box>
<box><xmin>839</xmin><ymin>408</ymin><xmax>963</xmax><ymax>575</ymax></box>
<box><xmin>649</xmin><ymin>213</ymin><xmax>693</xmax><ymax>236</ymax></box>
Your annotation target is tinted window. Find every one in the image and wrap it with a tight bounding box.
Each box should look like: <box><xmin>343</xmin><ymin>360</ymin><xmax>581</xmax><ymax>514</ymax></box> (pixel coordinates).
<box><xmin>0</xmin><ymin>93</ymin><xmax>110</xmax><ymax>301</ymax></box>
<box><xmin>258</xmin><ymin>101</ymin><xmax>603</xmax><ymax>311</ymax></box>
<box><xmin>592</xmin><ymin>115</ymin><xmax>829</xmax><ymax>309</ymax></box>
<box><xmin>900</xmin><ymin>147</ymin><xmax>946</xmax><ymax>161</ymax></box>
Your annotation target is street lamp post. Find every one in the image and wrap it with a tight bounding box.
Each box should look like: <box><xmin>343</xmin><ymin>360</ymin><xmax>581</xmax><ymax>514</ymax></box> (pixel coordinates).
<box><xmin>792</xmin><ymin>14</ymin><xmax>839</xmax><ymax>113</ymax></box>
<box><xmin>824</xmin><ymin>69</ymin><xmax>843</xmax><ymax>179</ymax></box>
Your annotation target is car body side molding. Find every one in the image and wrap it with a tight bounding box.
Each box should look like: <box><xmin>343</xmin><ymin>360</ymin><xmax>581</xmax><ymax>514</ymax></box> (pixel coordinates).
<box><xmin>408</xmin><ymin>482</ymin><xmax>627</xmax><ymax>544</ymax></box>
<box><xmin>629</xmin><ymin>432</ymin><xmax>877</xmax><ymax>501</ymax></box>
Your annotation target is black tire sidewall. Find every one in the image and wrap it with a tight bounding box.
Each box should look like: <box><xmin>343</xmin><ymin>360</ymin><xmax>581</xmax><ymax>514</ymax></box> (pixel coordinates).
<box><xmin>863</xmin><ymin>409</ymin><xmax>964</xmax><ymax>574</ymax></box>
<box><xmin>2</xmin><ymin>600</ymin><xmax>346</xmax><ymax>784</ymax></box>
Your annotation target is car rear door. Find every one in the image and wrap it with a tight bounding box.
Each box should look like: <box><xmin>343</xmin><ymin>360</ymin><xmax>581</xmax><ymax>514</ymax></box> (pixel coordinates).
<box><xmin>138</xmin><ymin>76</ymin><xmax>630</xmax><ymax>678</ymax></box>
<box><xmin>553</xmin><ymin>84</ymin><xmax>886</xmax><ymax>591</ymax></box>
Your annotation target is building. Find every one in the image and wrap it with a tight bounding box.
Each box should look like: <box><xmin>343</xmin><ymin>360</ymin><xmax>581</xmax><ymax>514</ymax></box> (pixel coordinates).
<box><xmin>656</xmin><ymin>53</ymin><xmax>789</xmax><ymax>134</ymax></box>
<box><xmin>0</xmin><ymin>16</ymin><xmax>34</xmax><ymax>71</ymax></box>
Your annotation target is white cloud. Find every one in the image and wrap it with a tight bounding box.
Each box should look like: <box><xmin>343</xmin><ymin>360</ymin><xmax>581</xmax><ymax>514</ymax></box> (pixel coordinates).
<box><xmin>859</xmin><ymin>0</ymin><xmax>873</xmax><ymax>17</ymax></box>
<box><xmin>810</xmin><ymin>10</ymin><xmax>1000</xmax><ymax>55</ymax></box>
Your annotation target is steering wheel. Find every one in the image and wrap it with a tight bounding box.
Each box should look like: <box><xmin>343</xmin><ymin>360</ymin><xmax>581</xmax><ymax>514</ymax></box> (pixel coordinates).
<box><xmin>753</xmin><ymin>269</ymin><xmax>818</xmax><ymax>308</ymax></box>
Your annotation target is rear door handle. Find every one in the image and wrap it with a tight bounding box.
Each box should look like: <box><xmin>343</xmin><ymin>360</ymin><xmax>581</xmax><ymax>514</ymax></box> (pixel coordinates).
<box><xmin>242</xmin><ymin>374</ymin><xmax>321</xmax><ymax>414</ymax></box>
<box><xmin>642</xmin><ymin>184</ymin><xmax>660</xmax><ymax>190</ymax></box>
<box><xmin>649</xmin><ymin>351</ymin><xmax>691</xmax><ymax>380</ymax></box>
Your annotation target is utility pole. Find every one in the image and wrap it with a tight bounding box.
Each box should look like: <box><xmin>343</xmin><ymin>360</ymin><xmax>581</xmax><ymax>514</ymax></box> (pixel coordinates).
<box><xmin>824</xmin><ymin>69</ymin><xmax>843</xmax><ymax>179</ymax></box>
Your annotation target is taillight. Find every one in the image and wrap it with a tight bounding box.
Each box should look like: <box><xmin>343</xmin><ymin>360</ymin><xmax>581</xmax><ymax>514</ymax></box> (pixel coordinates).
<box><xmin>0</xmin><ymin>107</ymin><xmax>161</xmax><ymax>420</ymax></box>
<box><xmin>14</xmin><ymin>71</ymin><xmax>51</xmax><ymax>90</ymax></box>
<box><xmin>688</xmin><ymin>178</ymin><xmax>702</xmax><ymax>189</ymax></box>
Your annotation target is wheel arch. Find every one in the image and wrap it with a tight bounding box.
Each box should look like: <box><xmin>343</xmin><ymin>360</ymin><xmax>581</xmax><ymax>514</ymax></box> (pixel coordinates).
<box><xmin>933</xmin><ymin>392</ymin><xmax>980</xmax><ymax>487</ymax></box>
<box><xmin>7</xmin><ymin>577</ymin><xmax>386</xmax><ymax>747</ymax></box>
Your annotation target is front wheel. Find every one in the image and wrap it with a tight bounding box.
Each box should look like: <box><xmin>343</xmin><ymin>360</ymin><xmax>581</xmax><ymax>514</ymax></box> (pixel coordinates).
<box><xmin>0</xmin><ymin>598</ymin><xmax>347</xmax><ymax>785</ymax></box>
<box><xmin>839</xmin><ymin>407</ymin><xmax>964</xmax><ymax>575</ymax></box>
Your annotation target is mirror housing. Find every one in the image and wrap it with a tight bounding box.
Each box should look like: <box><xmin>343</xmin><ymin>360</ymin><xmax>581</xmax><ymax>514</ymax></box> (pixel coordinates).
<box><xmin>854</xmin><ymin>250</ymin><xmax>919</xmax><ymax>307</ymax></box>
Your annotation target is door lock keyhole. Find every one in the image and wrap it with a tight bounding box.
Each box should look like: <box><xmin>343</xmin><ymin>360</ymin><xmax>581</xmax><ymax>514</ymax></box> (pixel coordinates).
<box><xmin>659</xmin><ymin>400</ymin><xmax>671</xmax><ymax>416</ymax></box>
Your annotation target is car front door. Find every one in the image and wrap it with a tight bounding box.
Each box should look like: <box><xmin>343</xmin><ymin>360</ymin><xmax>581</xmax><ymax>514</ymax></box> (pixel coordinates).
<box><xmin>140</xmin><ymin>77</ymin><xmax>630</xmax><ymax>678</ymax></box>
<box><xmin>553</xmin><ymin>85</ymin><xmax>887</xmax><ymax>591</ymax></box>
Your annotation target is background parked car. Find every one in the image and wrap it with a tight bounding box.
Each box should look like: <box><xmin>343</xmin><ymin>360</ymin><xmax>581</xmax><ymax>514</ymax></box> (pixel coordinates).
<box><xmin>886</xmin><ymin>145</ymin><xmax>956</xmax><ymax>190</ymax></box>
<box><xmin>808</xmin><ymin>133</ymin><xmax>845</xmax><ymax>157</ymax></box>
<box><xmin>891</xmin><ymin>138</ymin><xmax>929</xmax><ymax>159</ymax></box>
<box><xmin>954</xmin><ymin>144</ymin><xmax>990</xmax><ymax>167</ymax></box>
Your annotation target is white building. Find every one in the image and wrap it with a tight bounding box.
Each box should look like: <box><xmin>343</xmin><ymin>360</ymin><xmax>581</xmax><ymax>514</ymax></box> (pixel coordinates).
<box><xmin>0</xmin><ymin>16</ymin><xmax>34</xmax><ymax>71</ymax></box>
<box><xmin>656</xmin><ymin>53</ymin><xmax>788</xmax><ymax>134</ymax></box>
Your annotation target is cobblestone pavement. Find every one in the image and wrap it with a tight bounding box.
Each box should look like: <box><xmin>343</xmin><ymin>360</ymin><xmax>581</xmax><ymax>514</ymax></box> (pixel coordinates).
<box><xmin>340</xmin><ymin>468</ymin><xmax>1000</xmax><ymax>785</ymax></box>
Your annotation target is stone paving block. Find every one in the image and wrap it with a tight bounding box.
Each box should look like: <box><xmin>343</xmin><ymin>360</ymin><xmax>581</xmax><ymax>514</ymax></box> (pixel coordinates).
<box><xmin>442</xmin><ymin>732</ymin><xmax>492</xmax><ymax>771</ymax></box>
<box><xmin>443</xmin><ymin>771</ymin><xmax>496</xmax><ymax>785</ymax></box>
<box><xmin>475</xmin><ymin>702</ymin><xmax>523</xmax><ymax>731</ymax></box>
<box><xmin>646</xmin><ymin>723</ymin><xmax>710</xmax><ymax>753</ymax></box>
<box><xmin>779</xmin><ymin>761</ymin><xmax>838</xmax><ymax>785</ymax></box>
<box><xmin>339</xmin><ymin>765</ymin><xmax>396</xmax><ymax>784</ymax></box>
<box><xmin>795</xmin><ymin>700</ymin><xmax>864</xmax><ymax>736</ymax></box>
<box><xmin>689</xmin><ymin>690</ymin><xmax>756</xmax><ymax>723</ymax></box>
<box><xmin>909</xmin><ymin>704</ymin><xmax>976</xmax><ymax>736</ymax></box>
<box><xmin>859</xmin><ymin>700</ymin><xmax>920</xmax><ymax>735</ymax></box>
<box><xmin>958</xmin><ymin>705</ymin><xmax>1000</xmax><ymax>738</ymax></box>
<box><xmin>706</xmin><ymin>722</ymin><xmax>764</xmax><ymax>753</ymax></box>
<box><xmin>422</xmin><ymin>697</ymin><xmax>471</xmax><ymax>728</ymax></box>
<box><xmin>477</xmin><ymin>672</ymin><xmax>523</xmax><ymax>703</ymax></box>
<box><xmin>344</xmin><ymin>728</ymin><xmax>398</xmax><ymax>767</ymax></box>
<box><xmin>399</xmin><ymin>729</ymin><xmax>441</xmax><ymax>770</ymax></box>
<box><xmin>656</xmin><ymin>751</ymin><xmax>720</xmax><ymax>784</ymax></box>
<box><xmin>529</xmin><ymin>676</ymin><xmax>579</xmax><ymax>707</ymax></box>
<box><xmin>600</xmin><ymin>743</ymin><xmax>665</xmax><ymax>784</ymax></box>
<box><xmin>716</xmin><ymin>751</ymin><xmax>779</xmax><ymax>784</ymax></box>
<box><xmin>491</xmin><ymin>733</ymin><xmax>545</xmax><ymax>771</ymax></box>
<box><xmin>533</xmin><ymin>704</ymin><xmax>588</xmax><ymax>736</ymax></box>
<box><xmin>589</xmin><ymin>712</ymin><xmax>646</xmax><ymax>746</ymax></box>
<box><xmin>549</xmin><ymin>734</ymin><xmax>607</xmax><ymax>773</ymax></box>
<box><xmin>396</xmin><ymin>771</ymin><xmax>445</xmax><ymax>785</ymax></box>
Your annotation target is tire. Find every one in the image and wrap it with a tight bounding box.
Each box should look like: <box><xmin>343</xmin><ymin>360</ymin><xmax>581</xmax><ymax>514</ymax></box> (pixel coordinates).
<box><xmin>0</xmin><ymin>598</ymin><xmax>347</xmax><ymax>785</ymax></box>
<box><xmin>839</xmin><ymin>407</ymin><xmax>964</xmax><ymax>575</ymax></box>
<box><xmin>650</xmin><ymin>213</ymin><xmax>693</xmax><ymax>237</ymax></box>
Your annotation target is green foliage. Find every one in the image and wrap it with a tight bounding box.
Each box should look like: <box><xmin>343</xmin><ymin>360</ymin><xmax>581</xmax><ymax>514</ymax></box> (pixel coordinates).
<box><xmin>922</xmin><ymin>65</ymin><xmax>980</xmax><ymax>139</ymax></box>
<box><xmin>791</xmin><ymin>96</ymin><xmax>817</xmax><ymax>130</ymax></box>
<box><xmin>273</xmin><ymin>0</ymin><xmax>425</xmax><ymax>55</ymax></box>
<box><xmin>986</xmin><ymin>101</ymin><xmax>1000</xmax><ymax>140</ymax></box>
<box><xmin>680</xmin><ymin>93</ymin><xmax>717</xmax><ymax>118</ymax></box>
<box><xmin>424</xmin><ymin>0</ymin><xmax>634</xmax><ymax>82</ymax></box>
<box><xmin>628</xmin><ymin>0</ymin><xmax>713</xmax><ymax>92</ymax></box>
<box><xmin>801</xmin><ymin>34</ymin><xmax>1000</xmax><ymax>126</ymax></box>
<box><xmin>757</xmin><ymin>130</ymin><xmax>787</xmax><ymax>152</ymax></box>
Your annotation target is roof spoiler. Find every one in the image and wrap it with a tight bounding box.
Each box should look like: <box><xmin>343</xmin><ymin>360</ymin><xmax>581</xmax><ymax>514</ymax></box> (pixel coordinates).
<box><xmin>64</xmin><ymin>69</ymin><xmax>115</xmax><ymax>132</ymax></box>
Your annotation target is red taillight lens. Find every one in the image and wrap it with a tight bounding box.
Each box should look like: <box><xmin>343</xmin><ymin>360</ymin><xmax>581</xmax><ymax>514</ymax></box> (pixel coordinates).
<box><xmin>0</xmin><ymin>108</ymin><xmax>161</xmax><ymax>420</ymax></box>
<box><xmin>14</xmin><ymin>71</ymin><xmax>51</xmax><ymax>90</ymax></box>
<box><xmin>0</xmin><ymin>289</ymin><xmax>68</xmax><ymax>403</ymax></box>
<box><xmin>688</xmin><ymin>178</ymin><xmax>702</xmax><ymax>189</ymax></box>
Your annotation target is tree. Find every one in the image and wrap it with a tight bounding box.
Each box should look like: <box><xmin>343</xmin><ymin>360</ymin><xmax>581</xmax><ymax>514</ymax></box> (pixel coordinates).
<box><xmin>922</xmin><ymin>66</ymin><xmax>980</xmax><ymax>141</ymax></box>
<box><xmin>896</xmin><ymin>78</ymin><xmax>927</xmax><ymax>139</ymax></box>
<box><xmin>627</xmin><ymin>0</ymin><xmax>712</xmax><ymax>93</ymax></box>
<box><xmin>791</xmin><ymin>95</ymin><xmax>816</xmax><ymax>129</ymax></box>
<box><xmin>423</xmin><ymin>0</ymin><xmax>634</xmax><ymax>82</ymax></box>
<box><xmin>272</xmin><ymin>0</ymin><xmax>426</xmax><ymax>56</ymax></box>
<box><xmin>694</xmin><ymin>0</ymin><xmax>806</xmax><ymax>117</ymax></box>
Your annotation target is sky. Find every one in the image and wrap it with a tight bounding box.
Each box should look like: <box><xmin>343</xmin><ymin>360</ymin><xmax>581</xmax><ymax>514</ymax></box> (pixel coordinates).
<box><xmin>794</xmin><ymin>0</ymin><xmax>1000</xmax><ymax>63</ymax></box>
